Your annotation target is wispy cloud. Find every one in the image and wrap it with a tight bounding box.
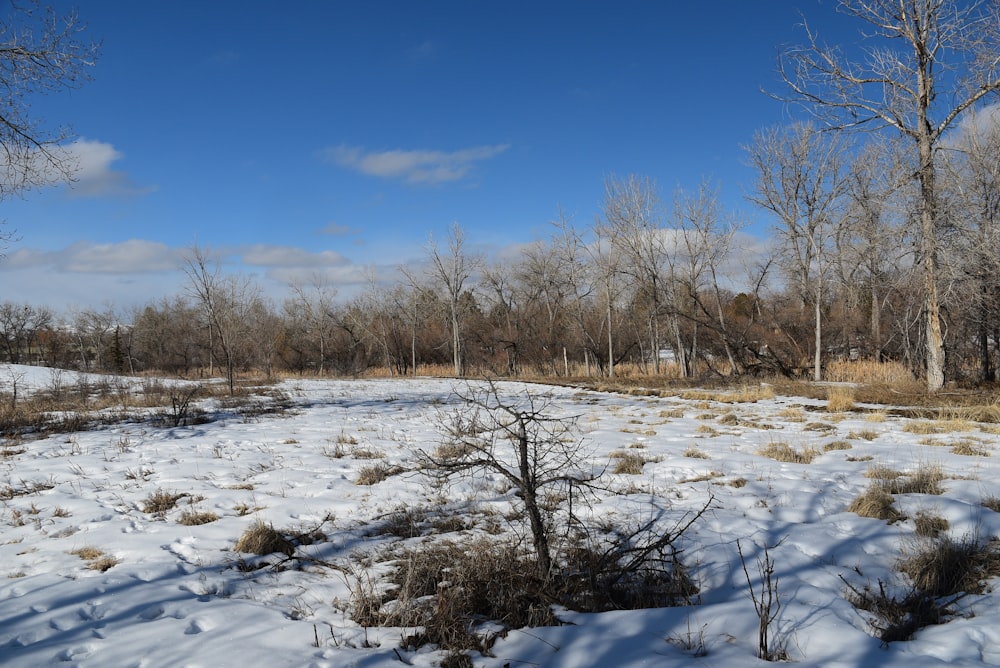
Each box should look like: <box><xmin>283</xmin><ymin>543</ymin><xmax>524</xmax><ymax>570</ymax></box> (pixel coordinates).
<box><xmin>320</xmin><ymin>222</ymin><xmax>356</xmax><ymax>236</ymax></box>
<box><xmin>239</xmin><ymin>244</ymin><xmax>349</xmax><ymax>268</ymax></box>
<box><xmin>326</xmin><ymin>144</ymin><xmax>509</xmax><ymax>184</ymax></box>
<box><xmin>3</xmin><ymin>240</ymin><xmax>180</xmax><ymax>274</ymax></box>
<box><xmin>64</xmin><ymin>139</ymin><xmax>158</xmax><ymax>198</ymax></box>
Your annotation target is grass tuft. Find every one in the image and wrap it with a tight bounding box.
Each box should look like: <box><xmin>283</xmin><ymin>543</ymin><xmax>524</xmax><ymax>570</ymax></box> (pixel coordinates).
<box><xmin>756</xmin><ymin>442</ymin><xmax>820</xmax><ymax>464</ymax></box>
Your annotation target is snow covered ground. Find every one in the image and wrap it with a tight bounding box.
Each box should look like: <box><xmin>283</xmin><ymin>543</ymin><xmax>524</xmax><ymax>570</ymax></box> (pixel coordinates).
<box><xmin>2</xmin><ymin>364</ymin><xmax>1000</xmax><ymax>667</ymax></box>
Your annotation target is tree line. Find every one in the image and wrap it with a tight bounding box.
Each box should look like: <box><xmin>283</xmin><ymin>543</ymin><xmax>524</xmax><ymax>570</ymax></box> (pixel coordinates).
<box><xmin>4</xmin><ymin>112</ymin><xmax>1000</xmax><ymax>387</ymax></box>
<box><xmin>2</xmin><ymin>1</ymin><xmax>1000</xmax><ymax>390</ymax></box>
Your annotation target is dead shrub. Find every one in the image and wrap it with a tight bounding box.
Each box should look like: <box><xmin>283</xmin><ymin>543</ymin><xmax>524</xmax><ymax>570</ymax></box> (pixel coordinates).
<box><xmin>352</xmin><ymin>539</ymin><xmax>556</xmax><ymax>654</ymax></box>
<box><xmin>756</xmin><ymin>442</ymin><xmax>820</xmax><ymax>464</ymax></box>
<box><xmin>845</xmin><ymin>534</ymin><xmax>1000</xmax><ymax>644</ymax></box>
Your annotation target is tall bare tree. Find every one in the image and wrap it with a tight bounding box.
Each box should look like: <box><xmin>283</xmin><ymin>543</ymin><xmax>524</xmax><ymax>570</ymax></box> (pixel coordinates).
<box><xmin>423</xmin><ymin>223</ymin><xmax>480</xmax><ymax>377</ymax></box>
<box><xmin>602</xmin><ymin>174</ymin><xmax>667</xmax><ymax>374</ymax></box>
<box><xmin>778</xmin><ymin>0</ymin><xmax>1000</xmax><ymax>390</ymax></box>
<box><xmin>183</xmin><ymin>246</ymin><xmax>262</xmax><ymax>394</ymax></box>
<box><xmin>746</xmin><ymin>122</ymin><xmax>846</xmax><ymax>380</ymax></box>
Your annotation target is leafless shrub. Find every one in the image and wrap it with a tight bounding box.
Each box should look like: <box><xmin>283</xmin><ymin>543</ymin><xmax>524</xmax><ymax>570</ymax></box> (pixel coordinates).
<box><xmin>844</xmin><ymin>535</ymin><xmax>1000</xmax><ymax>643</ymax></box>
<box><xmin>738</xmin><ymin>540</ymin><xmax>788</xmax><ymax>661</ymax></box>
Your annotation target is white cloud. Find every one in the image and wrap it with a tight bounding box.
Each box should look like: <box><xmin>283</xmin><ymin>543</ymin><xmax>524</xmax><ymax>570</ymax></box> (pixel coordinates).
<box><xmin>326</xmin><ymin>144</ymin><xmax>509</xmax><ymax>184</ymax></box>
<box><xmin>64</xmin><ymin>139</ymin><xmax>158</xmax><ymax>198</ymax></box>
<box><xmin>3</xmin><ymin>240</ymin><xmax>180</xmax><ymax>274</ymax></box>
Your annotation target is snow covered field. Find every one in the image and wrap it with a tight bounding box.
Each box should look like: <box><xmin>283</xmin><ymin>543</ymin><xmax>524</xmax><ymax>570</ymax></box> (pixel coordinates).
<box><xmin>3</xmin><ymin>364</ymin><xmax>1000</xmax><ymax>667</ymax></box>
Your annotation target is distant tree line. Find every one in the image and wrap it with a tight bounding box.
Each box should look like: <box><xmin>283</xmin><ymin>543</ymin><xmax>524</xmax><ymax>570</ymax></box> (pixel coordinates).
<box><xmin>4</xmin><ymin>112</ymin><xmax>1000</xmax><ymax>387</ymax></box>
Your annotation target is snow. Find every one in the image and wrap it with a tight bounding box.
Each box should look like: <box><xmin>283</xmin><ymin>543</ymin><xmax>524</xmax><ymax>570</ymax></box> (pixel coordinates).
<box><xmin>3</xmin><ymin>364</ymin><xmax>1000</xmax><ymax>666</ymax></box>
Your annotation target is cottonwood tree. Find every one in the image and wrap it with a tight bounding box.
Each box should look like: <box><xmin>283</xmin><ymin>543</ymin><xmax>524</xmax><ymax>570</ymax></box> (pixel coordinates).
<box><xmin>673</xmin><ymin>179</ymin><xmax>744</xmax><ymax>375</ymax></box>
<box><xmin>779</xmin><ymin>0</ymin><xmax>1000</xmax><ymax>390</ymax></box>
<box><xmin>602</xmin><ymin>174</ymin><xmax>667</xmax><ymax>374</ymax></box>
<box><xmin>0</xmin><ymin>2</ymin><xmax>99</xmax><ymax>242</ymax></box>
<box><xmin>746</xmin><ymin>122</ymin><xmax>846</xmax><ymax>380</ymax></box>
<box><xmin>837</xmin><ymin>137</ymin><xmax>909</xmax><ymax>361</ymax></box>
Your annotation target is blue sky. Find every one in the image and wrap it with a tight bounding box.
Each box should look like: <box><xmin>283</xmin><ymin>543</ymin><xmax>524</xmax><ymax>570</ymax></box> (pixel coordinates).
<box><xmin>1</xmin><ymin>0</ymin><xmax>856</xmax><ymax>312</ymax></box>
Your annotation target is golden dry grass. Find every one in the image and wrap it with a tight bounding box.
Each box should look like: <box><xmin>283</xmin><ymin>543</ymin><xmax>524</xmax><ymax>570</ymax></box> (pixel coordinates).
<box><xmin>824</xmin><ymin>359</ymin><xmax>915</xmax><ymax>385</ymax></box>
<box><xmin>234</xmin><ymin>521</ymin><xmax>294</xmax><ymax>556</ymax></box>
<box><xmin>848</xmin><ymin>485</ymin><xmax>903</xmax><ymax>521</ymax></box>
<box><xmin>827</xmin><ymin>386</ymin><xmax>857</xmax><ymax>412</ymax></box>
<box><xmin>756</xmin><ymin>442</ymin><xmax>820</xmax><ymax>464</ymax></box>
<box><xmin>178</xmin><ymin>509</ymin><xmax>220</xmax><ymax>525</ymax></box>
<box><xmin>823</xmin><ymin>440</ymin><xmax>853</xmax><ymax>452</ymax></box>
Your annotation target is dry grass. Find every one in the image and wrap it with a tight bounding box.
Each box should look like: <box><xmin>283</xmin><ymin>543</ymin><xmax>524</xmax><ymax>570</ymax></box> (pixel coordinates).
<box><xmin>827</xmin><ymin>386</ymin><xmax>857</xmax><ymax>412</ymax></box>
<box><xmin>683</xmin><ymin>447</ymin><xmax>710</xmax><ymax>459</ymax></box>
<box><xmin>913</xmin><ymin>511</ymin><xmax>949</xmax><ymax>538</ymax></box>
<box><xmin>178</xmin><ymin>509</ymin><xmax>220</xmax><ymax>525</ymax></box>
<box><xmin>898</xmin><ymin>535</ymin><xmax>1000</xmax><ymax>598</ymax></box>
<box><xmin>866</xmin><ymin>464</ymin><xmax>945</xmax><ymax>495</ymax></box>
<box><xmin>848</xmin><ymin>484</ymin><xmax>903</xmax><ymax>521</ymax></box>
<box><xmin>355</xmin><ymin>462</ymin><xmax>405</xmax><ymax>485</ymax></box>
<box><xmin>777</xmin><ymin>406</ymin><xmax>805</xmax><ymax>422</ymax></box>
<box><xmin>902</xmin><ymin>419</ymin><xmax>974</xmax><ymax>435</ymax></box>
<box><xmin>678</xmin><ymin>384</ymin><xmax>775</xmax><ymax>404</ymax></box>
<box><xmin>141</xmin><ymin>488</ymin><xmax>186</xmax><ymax>516</ymax></box>
<box><xmin>824</xmin><ymin>359</ymin><xmax>915</xmax><ymax>385</ymax></box>
<box><xmin>234</xmin><ymin>521</ymin><xmax>295</xmax><ymax>556</ymax></box>
<box><xmin>611</xmin><ymin>451</ymin><xmax>651</xmax><ymax>474</ymax></box>
<box><xmin>69</xmin><ymin>546</ymin><xmax>118</xmax><ymax>572</ymax></box>
<box><xmin>823</xmin><ymin>440</ymin><xmax>853</xmax><ymax>452</ymax></box>
<box><xmin>717</xmin><ymin>412</ymin><xmax>739</xmax><ymax>426</ymax></box>
<box><xmin>982</xmin><ymin>496</ymin><xmax>1000</xmax><ymax>513</ymax></box>
<box><xmin>947</xmin><ymin>438</ymin><xmax>991</xmax><ymax>457</ymax></box>
<box><xmin>846</xmin><ymin>429</ymin><xmax>880</xmax><ymax>441</ymax></box>
<box><xmin>756</xmin><ymin>442</ymin><xmax>820</xmax><ymax>464</ymax></box>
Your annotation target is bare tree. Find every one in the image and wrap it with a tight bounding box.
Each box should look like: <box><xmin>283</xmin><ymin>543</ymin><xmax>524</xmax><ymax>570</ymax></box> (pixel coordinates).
<box><xmin>746</xmin><ymin>122</ymin><xmax>846</xmax><ymax>380</ymax></box>
<box><xmin>838</xmin><ymin>137</ymin><xmax>909</xmax><ymax>361</ymax></box>
<box><xmin>602</xmin><ymin>174</ymin><xmax>667</xmax><ymax>374</ymax></box>
<box><xmin>423</xmin><ymin>223</ymin><xmax>480</xmax><ymax>377</ymax></box>
<box><xmin>287</xmin><ymin>273</ymin><xmax>337</xmax><ymax>375</ymax></box>
<box><xmin>945</xmin><ymin>108</ymin><xmax>1000</xmax><ymax>381</ymax></box>
<box><xmin>778</xmin><ymin>0</ymin><xmax>1000</xmax><ymax>390</ymax></box>
<box><xmin>0</xmin><ymin>301</ymin><xmax>51</xmax><ymax>364</ymax></box>
<box><xmin>183</xmin><ymin>246</ymin><xmax>262</xmax><ymax>394</ymax></box>
<box><xmin>424</xmin><ymin>380</ymin><xmax>592</xmax><ymax>581</ymax></box>
<box><xmin>0</xmin><ymin>2</ymin><xmax>99</xmax><ymax>239</ymax></box>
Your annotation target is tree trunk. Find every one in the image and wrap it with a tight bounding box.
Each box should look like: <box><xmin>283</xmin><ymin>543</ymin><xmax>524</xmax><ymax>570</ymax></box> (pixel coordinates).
<box><xmin>918</xmin><ymin>133</ymin><xmax>945</xmax><ymax>391</ymax></box>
